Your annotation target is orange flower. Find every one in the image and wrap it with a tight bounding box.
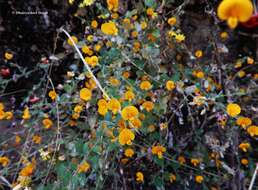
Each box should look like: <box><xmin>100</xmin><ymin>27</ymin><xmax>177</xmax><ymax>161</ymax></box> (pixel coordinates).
<box><xmin>124</xmin><ymin>148</ymin><xmax>134</xmax><ymax>158</ymax></box>
<box><xmin>48</xmin><ymin>90</ymin><xmax>57</xmax><ymax>101</ymax></box>
<box><xmin>169</xmin><ymin>174</ymin><xmax>177</xmax><ymax>183</ymax></box>
<box><xmin>217</xmin><ymin>0</ymin><xmax>253</xmax><ymax>29</ymax></box>
<box><xmin>91</xmin><ymin>20</ymin><xmax>98</xmax><ymax>28</ymax></box>
<box><xmin>42</xmin><ymin>118</ymin><xmax>53</xmax><ymax>129</ymax></box>
<box><xmin>32</xmin><ymin>135</ymin><xmax>42</xmax><ymax>144</ymax></box>
<box><xmin>140</xmin><ymin>80</ymin><xmax>152</xmax><ymax>91</ymax></box>
<box><xmin>178</xmin><ymin>156</ymin><xmax>186</xmax><ymax>165</ymax></box>
<box><xmin>195</xmin><ymin>175</ymin><xmax>204</xmax><ymax>183</ymax></box>
<box><xmin>0</xmin><ymin>156</ymin><xmax>10</xmax><ymax>167</ymax></box>
<box><xmin>167</xmin><ymin>17</ymin><xmax>177</xmax><ymax>26</ymax></box>
<box><xmin>118</xmin><ymin>128</ymin><xmax>135</xmax><ymax>145</ymax></box>
<box><xmin>239</xmin><ymin>142</ymin><xmax>250</xmax><ymax>152</ymax></box>
<box><xmin>77</xmin><ymin>161</ymin><xmax>91</xmax><ymax>173</ymax></box>
<box><xmin>130</xmin><ymin>118</ymin><xmax>142</xmax><ymax>129</ymax></box>
<box><xmin>236</xmin><ymin>117</ymin><xmax>252</xmax><ymax>128</ymax></box>
<box><xmin>152</xmin><ymin>145</ymin><xmax>166</xmax><ymax>159</ymax></box>
<box><xmin>191</xmin><ymin>158</ymin><xmax>200</xmax><ymax>166</ymax></box>
<box><xmin>121</xmin><ymin>106</ymin><xmax>139</xmax><ymax>120</ymax></box>
<box><xmin>4</xmin><ymin>52</ymin><xmax>13</xmax><ymax>60</ymax></box>
<box><xmin>107</xmin><ymin>0</ymin><xmax>119</xmax><ymax>12</ymax></box>
<box><xmin>20</xmin><ymin>162</ymin><xmax>35</xmax><ymax>177</ymax></box>
<box><xmin>195</xmin><ymin>50</ymin><xmax>203</xmax><ymax>58</ymax></box>
<box><xmin>241</xmin><ymin>158</ymin><xmax>249</xmax><ymax>165</ymax></box>
<box><xmin>142</xmin><ymin>101</ymin><xmax>154</xmax><ymax>112</ymax></box>
<box><xmin>247</xmin><ymin>125</ymin><xmax>258</xmax><ymax>137</ymax></box>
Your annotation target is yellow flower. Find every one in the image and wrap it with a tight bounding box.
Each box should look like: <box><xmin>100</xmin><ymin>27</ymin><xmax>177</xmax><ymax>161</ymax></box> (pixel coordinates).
<box><xmin>195</xmin><ymin>175</ymin><xmax>204</xmax><ymax>183</ymax></box>
<box><xmin>140</xmin><ymin>80</ymin><xmax>152</xmax><ymax>91</ymax></box>
<box><xmin>82</xmin><ymin>45</ymin><xmax>93</xmax><ymax>56</ymax></box>
<box><xmin>191</xmin><ymin>158</ymin><xmax>200</xmax><ymax>166</ymax></box>
<box><xmin>166</xmin><ymin>80</ymin><xmax>176</xmax><ymax>91</ymax></box>
<box><xmin>238</xmin><ymin>70</ymin><xmax>246</xmax><ymax>78</ymax></box>
<box><xmin>67</xmin><ymin>36</ymin><xmax>78</xmax><ymax>46</ymax></box>
<box><xmin>107</xmin><ymin>98</ymin><xmax>121</xmax><ymax>114</ymax></box>
<box><xmin>195</xmin><ymin>50</ymin><xmax>203</xmax><ymax>58</ymax></box>
<box><xmin>0</xmin><ymin>102</ymin><xmax>4</xmax><ymax>110</ymax></box>
<box><xmin>226</xmin><ymin>103</ymin><xmax>241</xmax><ymax>117</ymax></box>
<box><xmin>111</xmin><ymin>13</ymin><xmax>119</xmax><ymax>19</ymax></box>
<box><xmin>48</xmin><ymin>90</ymin><xmax>57</xmax><ymax>101</ymax></box>
<box><xmin>4</xmin><ymin>52</ymin><xmax>13</xmax><ymax>60</ymax></box>
<box><xmin>247</xmin><ymin>125</ymin><xmax>258</xmax><ymax>137</ymax></box>
<box><xmin>141</xmin><ymin>21</ymin><xmax>147</xmax><ymax>29</ymax></box>
<box><xmin>142</xmin><ymin>101</ymin><xmax>154</xmax><ymax>112</ymax></box>
<box><xmin>131</xmin><ymin>31</ymin><xmax>138</xmax><ymax>38</ymax></box>
<box><xmin>121</xmin><ymin>106</ymin><xmax>139</xmax><ymax>121</ymax></box>
<box><xmin>32</xmin><ymin>135</ymin><xmax>42</xmax><ymax>144</ymax></box>
<box><xmin>5</xmin><ymin>111</ymin><xmax>13</xmax><ymax>120</ymax></box>
<box><xmin>118</xmin><ymin>128</ymin><xmax>135</xmax><ymax>145</ymax></box>
<box><xmin>109</xmin><ymin>77</ymin><xmax>120</xmax><ymax>86</ymax></box>
<box><xmin>98</xmin><ymin>99</ymin><xmax>108</xmax><ymax>116</ymax></box>
<box><xmin>0</xmin><ymin>156</ymin><xmax>10</xmax><ymax>167</ymax></box>
<box><xmin>124</xmin><ymin>90</ymin><xmax>135</xmax><ymax>101</ymax></box>
<box><xmin>136</xmin><ymin>172</ymin><xmax>144</xmax><ymax>182</ymax></box>
<box><xmin>175</xmin><ymin>34</ymin><xmax>185</xmax><ymax>42</ymax></box>
<box><xmin>87</xmin><ymin>35</ymin><xmax>94</xmax><ymax>42</ymax></box>
<box><xmin>169</xmin><ymin>174</ymin><xmax>176</xmax><ymax>183</ymax></box>
<box><xmin>72</xmin><ymin>113</ymin><xmax>80</xmax><ymax>120</ymax></box>
<box><xmin>124</xmin><ymin>148</ymin><xmax>134</xmax><ymax>158</ymax></box>
<box><xmin>85</xmin><ymin>56</ymin><xmax>99</xmax><ymax>67</ymax></box>
<box><xmin>91</xmin><ymin>20</ymin><xmax>98</xmax><ymax>28</ymax></box>
<box><xmin>241</xmin><ymin>158</ymin><xmax>249</xmax><ymax>165</ymax></box>
<box><xmin>42</xmin><ymin>118</ymin><xmax>53</xmax><ymax>129</ymax></box>
<box><xmin>168</xmin><ymin>17</ymin><xmax>177</xmax><ymax>26</ymax></box>
<box><xmin>217</xmin><ymin>0</ymin><xmax>253</xmax><ymax>29</ymax></box>
<box><xmin>178</xmin><ymin>156</ymin><xmax>186</xmax><ymax>165</ymax></box>
<box><xmin>15</xmin><ymin>135</ymin><xmax>21</xmax><ymax>145</ymax></box>
<box><xmin>94</xmin><ymin>44</ymin><xmax>102</xmax><ymax>52</ymax></box>
<box><xmin>74</xmin><ymin>105</ymin><xmax>83</xmax><ymax>113</ymax></box>
<box><xmin>107</xmin><ymin>0</ymin><xmax>119</xmax><ymax>12</ymax></box>
<box><xmin>22</xmin><ymin>107</ymin><xmax>31</xmax><ymax>120</ymax></box>
<box><xmin>239</xmin><ymin>142</ymin><xmax>250</xmax><ymax>152</ymax></box>
<box><xmin>86</xmin><ymin>78</ymin><xmax>97</xmax><ymax>90</ymax></box>
<box><xmin>236</xmin><ymin>117</ymin><xmax>252</xmax><ymax>128</ymax></box>
<box><xmin>196</xmin><ymin>71</ymin><xmax>205</xmax><ymax>79</ymax></box>
<box><xmin>79</xmin><ymin>0</ymin><xmax>95</xmax><ymax>7</ymax></box>
<box><xmin>77</xmin><ymin>161</ymin><xmax>90</xmax><ymax>173</ymax></box>
<box><xmin>146</xmin><ymin>8</ymin><xmax>154</xmax><ymax>16</ymax></box>
<box><xmin>220</xmin><ymin>31</ymin><xmax>229</xmax><ymax>39</ymax></box>
<box><xmin>80</xmin><ymin>88</ymin><xmax>92</xmax><ymax>101</ymax></box>
<box><xmin>101</xmin><ymin>21</ymin><xmax>118</xmax><ymax>36</ymax></box>
<box><xmin>152</xmin><ymin>145</ymin><xmax>166</xmax><ymax>159</ymax></box>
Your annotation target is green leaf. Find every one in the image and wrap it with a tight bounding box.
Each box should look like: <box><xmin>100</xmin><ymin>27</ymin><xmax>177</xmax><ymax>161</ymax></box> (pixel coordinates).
<box><xmin>144</xmin><ymin>0</ymin><xmax>157</xmax><ymax>8</ymax></box>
